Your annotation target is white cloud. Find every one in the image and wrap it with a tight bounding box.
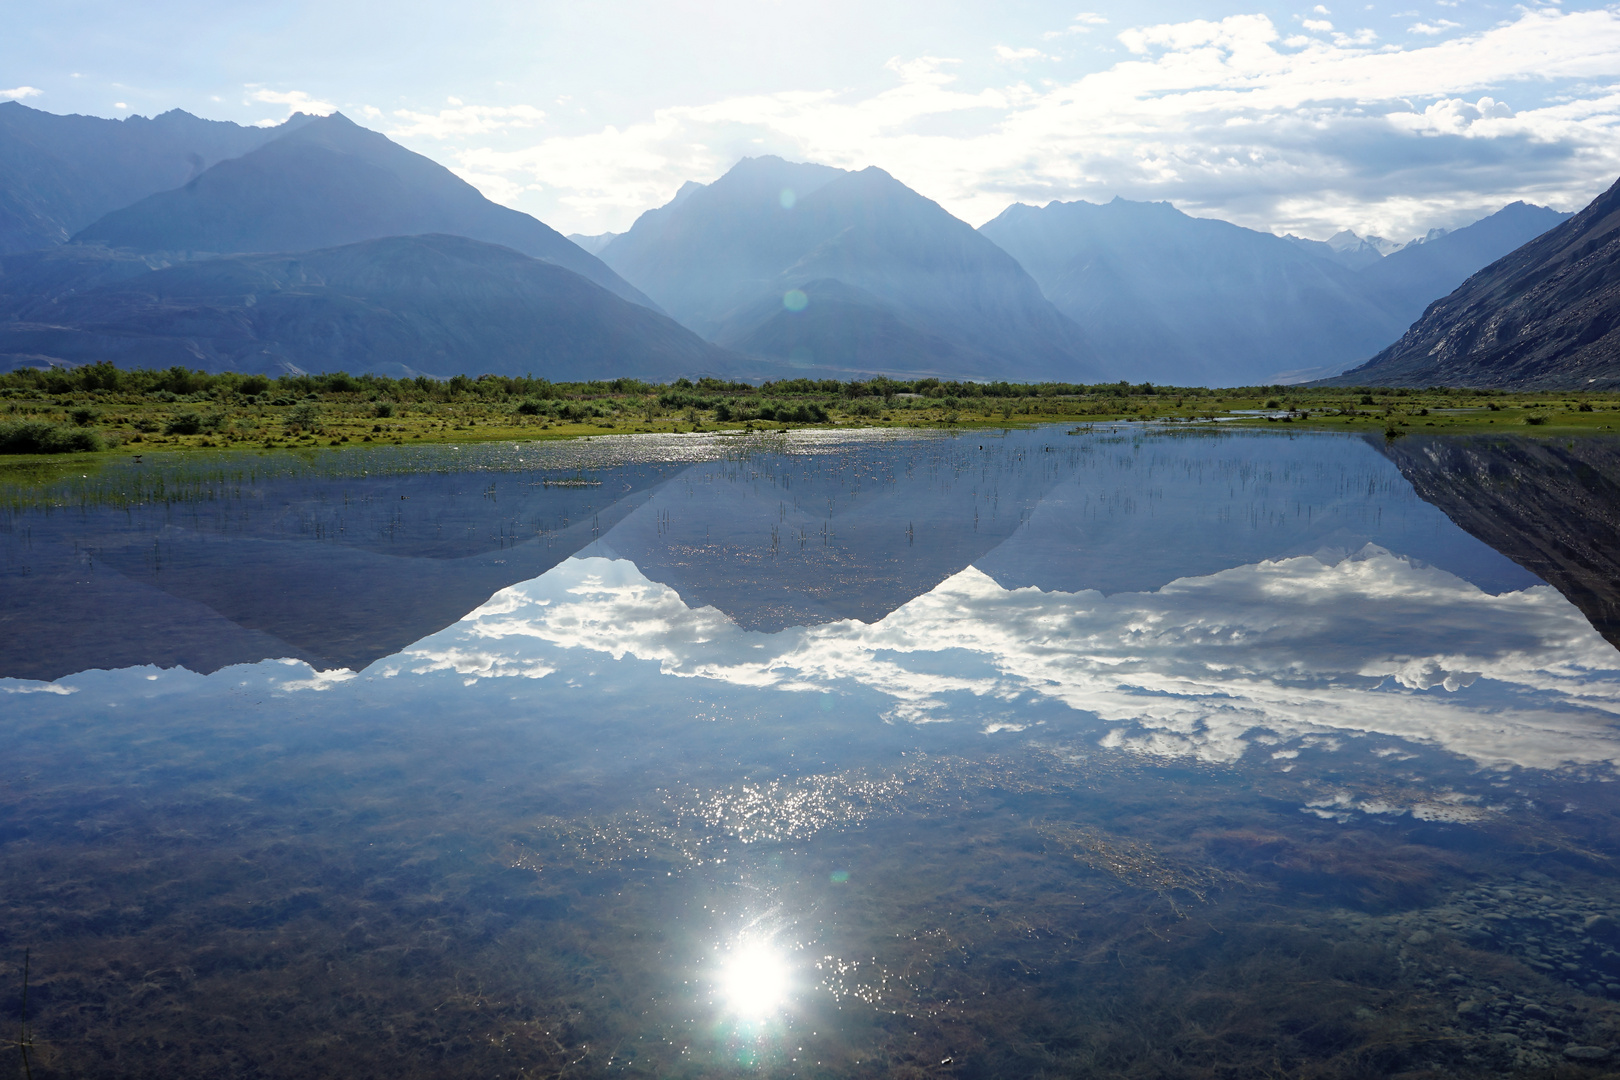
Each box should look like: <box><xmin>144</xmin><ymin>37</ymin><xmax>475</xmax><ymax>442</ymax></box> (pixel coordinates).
<box><xmin>387</xmin><ymin>102</ymin><xmax>547</xmax><ymax>140</ymax></box>
<box><xmin>1303</xmin><ymin>18</ymin><xmax>1336</xmax><ymax>31</ymax></box>
<box><xmin>0</xmin><ymin>86</ymin><xmax>42</xmax><ymax>101</ymax></box>
<box><xmin>1045</xmin><ymin>12</ymin><xmax>1110</xmax><ymax>38</ymax></box>
<box><xmin>441</xmin><ymin>7</ymin><xmax>1620</xmax><ymax>238</ymax></box>
<box><xmin>113</xmin><ymin>101</ymin><xmax>128</xmax><ymax>110</ymax></box>
<box><xmin>1391</xmin><ymin>94</ymin><xmax>1516</xmax><ymax>134</ymax></box>
<box><xmin>1411</xmin><ymin>18</ymin><xmax>1463</xmax><ymax>34</ymax></box>
<box><xmin>993</xmin><ymin>45</ymin><xmax>1053</xmax><ymax>62</ymax></box>
<box><xmin>247</xmin><ymin>87</ymin><xmax>337</xmax><ymax>117</ymax></box>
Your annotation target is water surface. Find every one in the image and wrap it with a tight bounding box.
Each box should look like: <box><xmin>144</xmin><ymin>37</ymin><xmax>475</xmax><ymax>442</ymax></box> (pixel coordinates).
<box><xmin>4</xmin><ymin>426</ymin><xmax>1620</xmax><ymax>1078</ymax></box>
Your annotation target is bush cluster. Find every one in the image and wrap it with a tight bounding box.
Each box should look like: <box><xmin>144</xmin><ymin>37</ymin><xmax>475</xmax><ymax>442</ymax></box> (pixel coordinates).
<box><xmin>0</xmin><ymin>420</ymin><xmax>104</xmax><ymax>454</ymax></box>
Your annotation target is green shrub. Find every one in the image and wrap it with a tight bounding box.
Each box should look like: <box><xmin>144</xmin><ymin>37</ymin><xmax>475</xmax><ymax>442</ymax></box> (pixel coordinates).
<box><xmin>69</xmin><ymin>406</ymin><xmax>96</xmax><ymax>426</ymax></box>
<box><xmin>0</xmin><ymin>420</ymin><xmax>103</xmax><ymax>454</ymax></box>
<box><xmin>1524</xmin><ymin>415</ymin><xmax>1548</xmax><ymax>425</ymax></box>
<box><xmin>238</xmin><ymin>374</ymin><xmax>271</xmax><ymax>396</ymax></box>
<box><xmin>374</xmin><ymin>401</ymin><xmax>395</xmax><ymax>418</ymax></box>
<box><xmin>514</xmin><ymin>399</ymin><xmax>543</xmax><ymax>416</ymax></box>
<box><xmin>165</xmin><ymin>412</ymin><xmax>204</xmax><ymax>435</ymax></box>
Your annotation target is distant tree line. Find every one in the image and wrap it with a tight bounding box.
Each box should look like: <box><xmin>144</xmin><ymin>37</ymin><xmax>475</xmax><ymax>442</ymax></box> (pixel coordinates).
<box><xmin>2</xmin><ymin>361</ymin><xmax>1462</xmax><ymax>402</ymax></box>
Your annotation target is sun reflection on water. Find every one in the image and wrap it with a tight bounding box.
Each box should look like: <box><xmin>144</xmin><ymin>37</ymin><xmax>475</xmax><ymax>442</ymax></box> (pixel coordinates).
<box><xmin>716</xmin><ymin>937</ymin><xmax>793</xmax><ymax>1019</ymax></box>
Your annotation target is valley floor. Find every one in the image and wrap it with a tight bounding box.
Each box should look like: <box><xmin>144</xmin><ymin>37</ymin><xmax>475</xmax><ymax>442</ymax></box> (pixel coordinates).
<box><xmin>4</xmin><ymin>380</ymin><xmax>1620</xmax><ymax>463</ymax></box>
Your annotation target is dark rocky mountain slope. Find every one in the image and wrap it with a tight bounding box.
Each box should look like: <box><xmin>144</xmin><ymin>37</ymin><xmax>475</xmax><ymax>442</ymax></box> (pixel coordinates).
<box><xmin>73</xmin><ymin>113</ymin><xmax>656</xmax><ymax>310</ymax></box>
<box><xmin>1328</xmin><ymin>177</ymin><xmax>1620</xmax><ymax>389</ymax></box>
<box><xmin>600</xmin><ymin>156</ymin><xmax>1097</xmax><ymax>381</ymax></box>
<box><xmin>0</xmin><ymin>102</ymin><xmax>290</xmax><ymax>253</ymax></box>
<box><xmin>0</xmin><ymin>234</ymin><xmax>744</xmax><ymax>380</ymax></box>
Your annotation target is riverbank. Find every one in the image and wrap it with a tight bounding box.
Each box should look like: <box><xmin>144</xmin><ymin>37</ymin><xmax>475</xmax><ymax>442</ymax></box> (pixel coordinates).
<box><xmin>3</xmin><ymin>378</ymin><xmax>1619</xmax><ymax>464</ymax></box>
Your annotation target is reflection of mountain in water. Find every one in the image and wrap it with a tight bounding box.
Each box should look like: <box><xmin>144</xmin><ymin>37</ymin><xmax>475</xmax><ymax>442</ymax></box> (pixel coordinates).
<box><xmin>0</xmin><ymin>456</ymin><xmax>685</xmax><ymax>679</ymax></box>
<box><xmin>1376</xmin><ymin>435</ymin><xmax>1620</xmax><ymax>649</ymax></box>
<box><xmin>601</xmin><ymin>430</ymin><xmax>1538</xmax><ymax>632</ymax></box>
<box><xmin>0</xmin><ymin>429</ymin><xmax>1565</xmax><ymax>680</ymax></box>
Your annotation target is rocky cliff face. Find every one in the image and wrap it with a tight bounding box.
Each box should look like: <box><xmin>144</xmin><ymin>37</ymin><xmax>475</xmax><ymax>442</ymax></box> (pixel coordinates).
<box><xmin>1376</xmin><ymin>434</ymin><xmax>1620</xmax><ymax>648</ymax></box>
<box><xmin>1332</xmin><ymin>177</ymin><xmax>1620</xmax><ymax>389</ymax></box>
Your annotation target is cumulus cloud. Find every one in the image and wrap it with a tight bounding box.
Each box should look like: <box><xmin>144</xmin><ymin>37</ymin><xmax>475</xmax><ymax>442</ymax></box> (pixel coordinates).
<box><xmin>0</xmin><ymin>86</ymin><xmax>42</xmax><ymax>101</ymax></box>
<box><xmin>443</xmin><ymin>7</ymin><xmax>1620</xmax><ymax>239</ymax></box>
<box><xmin>1411</xmin><ymin>19</ymin><xmax>1463</xmax><ymax>34</ymax></box>
<box><xmin>247</xmin><ymin>87</ymin><xmax>337</xmax><ymax>119</ymax></box>
<box><xmin>422</xmin><ymin>550</ymin><xmax>1620</xmax><ymax>773</ymax></box>
<box><xmin>993</xmin><ymin>45</ymin><xmax>1052</xmax><ymax>62</ymax></box>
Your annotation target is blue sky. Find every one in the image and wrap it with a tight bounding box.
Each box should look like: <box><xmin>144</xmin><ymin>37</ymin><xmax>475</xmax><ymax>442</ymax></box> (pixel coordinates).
<box><xmin>6</xmin><ymin>0</ymin><xmax>1620</xmax><ymax>239</ymax></box>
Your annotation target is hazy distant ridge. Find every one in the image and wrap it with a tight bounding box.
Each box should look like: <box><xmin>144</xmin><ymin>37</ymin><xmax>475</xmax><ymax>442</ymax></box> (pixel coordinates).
<box><xmin>0</xmin><ymin>234</ymin><xmax>746</xmax><ymax>381</ymax></box>
<box><xmin>979</xmin><ymin>198</ymin><xmax>1570</xmax><ymax>386</ymax></box>
<box><xmin>600</xmin><ymin>156</ymin><xmax>1099</xmax><ymax>381</ymax></box>
<box><xmin>72</xmin><ymin>113</ymin><xmax>658</xmax><ymax>311</ymax></box>
<box><xmin>0</xmin><ymin>102</ymin><xmax>291</xmax><ymax>253</ymax></box>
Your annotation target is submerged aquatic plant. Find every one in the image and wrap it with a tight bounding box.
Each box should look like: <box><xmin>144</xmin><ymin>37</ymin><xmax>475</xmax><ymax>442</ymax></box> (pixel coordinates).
<box><xmin>4</xmin><ymin>949</ymin><xmax>35</xmax><ymax>1080</ymax></box>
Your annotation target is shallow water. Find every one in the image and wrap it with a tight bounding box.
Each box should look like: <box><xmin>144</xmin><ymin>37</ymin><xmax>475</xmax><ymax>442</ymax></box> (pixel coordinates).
<box><xmin>4</xmin><ymin>426</ymin><xmax>1620</xmax><ymax>1078</ymax></box>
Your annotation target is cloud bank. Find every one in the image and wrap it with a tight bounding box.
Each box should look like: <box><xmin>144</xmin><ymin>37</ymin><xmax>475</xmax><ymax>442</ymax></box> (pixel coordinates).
<box><xmin>417</xmin><ymin>7</ymin><xmax>1620</xmax><ymax>239</ymax></box>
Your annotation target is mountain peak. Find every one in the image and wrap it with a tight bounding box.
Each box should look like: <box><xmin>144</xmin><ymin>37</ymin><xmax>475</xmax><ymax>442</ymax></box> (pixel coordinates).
<box><xmin>67</xmin><ymin>113</ymin><xmax>657</xmax><ymax>308</ymax></box>
<box><xmin>599</xmin><ymin>156</ymin><xmax>1093</xmax><ymax>380</ymax></box>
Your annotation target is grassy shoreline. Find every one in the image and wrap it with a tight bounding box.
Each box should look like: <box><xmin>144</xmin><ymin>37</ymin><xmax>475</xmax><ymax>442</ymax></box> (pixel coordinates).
<box><xmin>4</xmin><ymin>365</ymin><xmax>1619</xmax><ymax>465</ymax></box>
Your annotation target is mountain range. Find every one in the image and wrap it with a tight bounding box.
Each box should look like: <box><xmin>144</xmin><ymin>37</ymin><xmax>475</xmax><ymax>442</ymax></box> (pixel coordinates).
<box><xmin>73</xmin><ymin>112</ymin><xmax>654</xmax><ymax>309</ymax></box>
<box><xmin>0</xmin><ymin>234</ymin><xmax>744</xmax><ymax>380</ymax></box>
<box><xmin>1329</xmin><ymin>177</ymin><xmax>1620</xmax><ymax>389</ymax></box>
<box><xmin>0</xmin><ymin>101</ymin><xmax>1607</xmax><ymax>388</ymax></box>
<box><xmin>978</xmin><ymin>197</ymin><xmax>1569</xmax><ymax>386</ymax></box>
<box><xmin>0</xmin><ymin>102</ymin><xmax>292</xmax><ymax>253</ymax></box>
<box><xmin>598</xmin><ymin>156</ymin><xmax>1098</xmax><ymax>381</ymax></box>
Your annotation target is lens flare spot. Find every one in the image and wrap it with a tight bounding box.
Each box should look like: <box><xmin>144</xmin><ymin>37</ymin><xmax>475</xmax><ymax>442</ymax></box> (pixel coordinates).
<box><xmin>718</xmin><ymin>940</ymin><xmax>791</xmax><ymax>1018</ymax></box>
<box><xmin>779</xmin><ymin>188</ymin><xmax>796</xmax><ymax>209</ymax></box>
<box><xmin>783</xmin><ymin>289</ymin><xmax>808</xmax><ymax>312</ymax></box>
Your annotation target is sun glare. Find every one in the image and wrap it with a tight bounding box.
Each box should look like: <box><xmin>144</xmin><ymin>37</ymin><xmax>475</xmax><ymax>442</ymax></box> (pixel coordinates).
<box><xmin>717</xmin><ymin>939</ymin><xmax>791</xmax><ymax>1018</ymax></box>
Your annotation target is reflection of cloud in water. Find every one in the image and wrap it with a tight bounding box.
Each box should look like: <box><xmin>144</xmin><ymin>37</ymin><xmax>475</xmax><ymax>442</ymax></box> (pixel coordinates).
<box><xmin>427</xmin><ymin>549</ymin><xmax>1620</xmax><ymax>772</ymax></box>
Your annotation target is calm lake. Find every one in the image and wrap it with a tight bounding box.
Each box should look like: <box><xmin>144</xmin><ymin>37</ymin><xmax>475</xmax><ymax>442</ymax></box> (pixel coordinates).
<box><xmin>3</xmin><ymin>425</ymin><xmax>1620</xmax><ymax>1078</ymax></box>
